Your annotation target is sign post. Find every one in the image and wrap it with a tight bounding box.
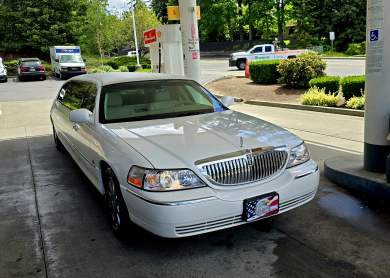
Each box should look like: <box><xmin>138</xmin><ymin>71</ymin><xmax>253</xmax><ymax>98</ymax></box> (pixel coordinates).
<box><xmin>178</xmin><ymin>0</ymin><xmax>201</xmax><ymax>83</ymax></box>
<box><xmin>364</xmin><ymin>0</ymin><xmax>390</xmax><ymax>172</ymax></box>
<box><xmin>329</xmin><ymin>32</ymin><xmax>335</xmax><ymax>52</ymax></box>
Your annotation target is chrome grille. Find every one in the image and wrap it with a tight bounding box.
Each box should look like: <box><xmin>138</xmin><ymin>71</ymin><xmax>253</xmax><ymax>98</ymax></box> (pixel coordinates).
<box><xmin>197</xmin><ymin>148</ymin><xmax>288</xmax><ymax>186</ymax></box>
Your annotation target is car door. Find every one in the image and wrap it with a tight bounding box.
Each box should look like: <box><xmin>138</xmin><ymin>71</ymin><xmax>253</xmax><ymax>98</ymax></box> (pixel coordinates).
<box><xmin>53</xmin><ymin>81</ymin><xmax>82</xmax><ymax>150</ymax></box>
<box><xmin>69</xmin><ymin>81</ymin><xmax>101</xmax><ymax>184</ymax></box>
<box><xmin>251</xmin><ymin>46</ymin><xmax>264</xmax><ymax>60</ymax></box>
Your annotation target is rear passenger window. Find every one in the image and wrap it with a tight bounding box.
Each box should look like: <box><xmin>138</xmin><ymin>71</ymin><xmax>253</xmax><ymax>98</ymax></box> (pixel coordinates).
<box><xmin>265</xmin><ymin>46</ymin><xmax>272</xmax><ymax>52</ymax></box>
<box><xmin>58</xmin><ymin>81</ymin><xmax>97</xmax><ymax>112</ymax></box>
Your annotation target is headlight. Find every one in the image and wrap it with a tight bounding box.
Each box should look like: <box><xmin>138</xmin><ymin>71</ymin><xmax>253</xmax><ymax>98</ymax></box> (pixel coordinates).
<box><xmin>287</xmin><ymin>143</ymin><xmax>310</xmax><ymax>168</ymax></box>
<box><xmin>127</xmin><ymin>166</ymin><xmax>206</xmax><ymax>191</ymax></box>
<box><xmin>61</xmin><ymin>67</ymin><xmax>68</xmax><ymax>71</ymax></box>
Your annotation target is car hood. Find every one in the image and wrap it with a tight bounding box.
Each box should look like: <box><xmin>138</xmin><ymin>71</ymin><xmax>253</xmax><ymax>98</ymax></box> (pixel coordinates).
<box><xmin>59</xmin><ymin>62</ymin><xmax>85</xmax><ymax>67</ymax></box>
<box><xmin>232</xmin><ymin>51</ymin><xmax>248</xmax><ymax>56</ymax></box>
<box><xmin>107</xmin><ymin>110</ymin><xmax>302</xmax><ymax>169</ymax></box>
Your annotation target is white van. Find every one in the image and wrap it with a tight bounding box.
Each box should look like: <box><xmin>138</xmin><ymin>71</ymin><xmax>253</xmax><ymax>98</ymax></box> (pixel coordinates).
<box><xmin>0</xmin><ymin>58</ymin><xmax>7</xmax><ymax>83</ymax></box>
<box><xmin>50</xmin><ymin>46</ymin><xmax>86</xmax><ymax>80</ymax></box>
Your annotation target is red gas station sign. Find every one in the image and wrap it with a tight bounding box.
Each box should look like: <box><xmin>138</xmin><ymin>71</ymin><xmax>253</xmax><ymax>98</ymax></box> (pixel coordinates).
<box><xmin>144</xmin><ymin>29</ymin><xmax>157</xmax><ymax>45</ymax></box>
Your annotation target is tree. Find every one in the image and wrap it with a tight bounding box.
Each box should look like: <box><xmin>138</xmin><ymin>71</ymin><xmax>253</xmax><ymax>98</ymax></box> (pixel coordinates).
<box><xmin>0</xmin><ymin>0</ymin><xmax>87</xmax><ymax>55</ymax></box>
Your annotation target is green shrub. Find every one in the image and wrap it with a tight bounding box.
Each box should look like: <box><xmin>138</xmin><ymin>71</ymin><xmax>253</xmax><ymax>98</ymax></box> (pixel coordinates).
<box><xmin>309</xmin><ymin>76</ymin><xmax>340</xmax><ymax>94</ymax></box>
<box><xmin>103</xmin><ymin>56</ymin><xmax>151</xmax><ymax>69</ymax></box>
<box><xmin>88</xmin><ymin>65</ymin><xmax>115</xmax><ymax>73</ymax></box>
<box><xmin>345</xmin><ymin>42</ymin><xmax>366</xmax><ymax>56</ymax></box>
<box><xmin>277</xmin><ymin>52</ymin><xmax>326</xmax><ymax>88</ymax></box>
<box><xmin>43</xmin><ymin>63</ymin><xmax>52</xmax><ymax>74</ymax></box>
<box><xmin>346</xmin><ymin>95</ymin><xmax>365</xmax><ymax>110</ymax></box>
<box><xmin>118</xmin><ymin>65</ymin><xmax>129</xmax><ymax>72</ymax></box>
<box><xmin>301</xmin><ymin>87</ymin><xmax>339</xmax><ymax>107</ymax></box>
<box><xmin>3</xmin><ymin>60</ymin><xmax>18</xmax><ymax>76</ymax></box>
<box><xmin>340</xmin><ymin>75</ymin><xmax>365</xmax><ymax>100</ymax></box>
<box><xmin>249</xmin><ymin>60</ymin><xmax>280</xmax><ymax>84</ymax></box>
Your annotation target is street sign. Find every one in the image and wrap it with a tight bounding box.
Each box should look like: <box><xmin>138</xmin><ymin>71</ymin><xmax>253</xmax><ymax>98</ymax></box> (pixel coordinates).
<box><xmin>168</xmin><ymin>6</ymin><xmax>201</xmax><ymax>21</ymax></box>
<box><xmin>329</xmin><ymin>32</ymin><xmax>335</xmax><ymax>41</ymax></box>
<box><xmin>143</xmin><ymin>29</ymin><xmax>157</xmax><ymax>45</ymax></box>
<box><xmin>370</xmin><ymin>29</ymin><xmax>379</xmax><ymax>41</ymax></box>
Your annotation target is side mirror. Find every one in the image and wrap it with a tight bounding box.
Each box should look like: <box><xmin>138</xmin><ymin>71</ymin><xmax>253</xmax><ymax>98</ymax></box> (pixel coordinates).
<box><xmin>221</xmin><ymin>96</ymin><xmax>235</xmax><ymax>107</ymax></box>
<box><xmin>69</xmin><ymin>109</ymin><xmax>93</xmax><ymax>124</ymax></box>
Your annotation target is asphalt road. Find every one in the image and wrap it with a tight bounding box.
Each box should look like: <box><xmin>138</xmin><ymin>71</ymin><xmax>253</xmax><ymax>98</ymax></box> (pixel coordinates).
<box><xmin>0</xmin><ymin>58</ymin><xmax>365</xmax><ymax>102</ymax></box>
<box><xmin>1</xmin><ymin>78</ymin><xmax>390</xmax><ymax>278</ymax></box>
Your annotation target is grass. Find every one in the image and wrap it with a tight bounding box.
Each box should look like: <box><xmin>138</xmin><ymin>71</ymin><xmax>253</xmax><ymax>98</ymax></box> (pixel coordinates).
<box><xmin>321</xmin><ymin>51</ymin><xmax>349</xmax><ymax>57</ymax></box>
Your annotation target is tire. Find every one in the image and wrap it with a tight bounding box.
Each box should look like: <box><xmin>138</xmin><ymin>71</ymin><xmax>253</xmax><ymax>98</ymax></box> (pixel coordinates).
<box><xmin>52</xmin><ymin>125</ymin><xmax>65</xmax><ymax>152</ymax></box>
<box><xmin>237</xmin><ymin>59</ymin><xmax>246</xmax><ymax>71</ymax></box>
<box><xmin>103</xmin><ymin>167</ymin><xmax>131</xmax><ymax>238</ymax></box>
<box><xmin>18</xmin><ymin>75</ymin><xmax>23</xmax><ymax>82</ymax></box>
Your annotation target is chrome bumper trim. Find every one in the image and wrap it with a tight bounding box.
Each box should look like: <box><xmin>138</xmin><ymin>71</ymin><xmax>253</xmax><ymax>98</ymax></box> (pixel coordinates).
<box><xmin>294</xmin><ymin>166</ymin><xmax>319</xmax><ymax>180</ymax></box>
<box><xmin>126</xmin><ymin>189</ymin><xmax>217</xmax><ymax>206</ymax></box>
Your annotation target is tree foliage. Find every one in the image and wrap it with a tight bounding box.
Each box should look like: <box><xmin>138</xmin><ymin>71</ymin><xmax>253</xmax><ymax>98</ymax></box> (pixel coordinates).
<box><xmin>0</xmin><ymin>0</ymin><xmax>86</xmax><ymax>54</ymax></box>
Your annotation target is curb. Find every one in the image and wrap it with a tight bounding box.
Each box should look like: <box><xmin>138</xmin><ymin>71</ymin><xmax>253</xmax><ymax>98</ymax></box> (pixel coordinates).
<box><xmin>244</xmin><ymin>100</ymin><xmax>364</xmax><ymax>117</ymax></box>
<box><xmin>324</xmin><ymin>156</ymin><xmax>390</xmax><ymax>204</ymax></box>
<box><xmin>322</xmin><ymin>56</ymin><xmax>366</xmax><ymax>60</ymax></box>
<box><xmin>203</xmin><ymin>75</ymin><xmax>234</xmax><ymax>87</ymax></box>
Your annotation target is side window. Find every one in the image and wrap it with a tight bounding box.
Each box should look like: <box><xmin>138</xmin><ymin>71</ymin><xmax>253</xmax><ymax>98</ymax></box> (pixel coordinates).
<box><xmin>265</xmin><ymin>46</ymin><xmax>272</xmax><ymax>52</ymax></box>
<box><xmin>60</xmin><ymin>82</ymin><xmax>82</xmax><ymax>110</ymax></box>
<box><xmin>79</xmin><ymin>82</ymin><xmax>98</xmax><ymax>112</ymax></box>
<box><xmin>252</xmin><ymin>47</ymin><xmax>263</xmax><ymax>53</ymax></box>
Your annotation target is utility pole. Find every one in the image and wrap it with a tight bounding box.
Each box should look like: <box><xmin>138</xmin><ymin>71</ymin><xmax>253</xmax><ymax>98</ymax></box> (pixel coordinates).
<box><xmin>179</xmin><ymin>0</ymin><xmax>201</xmax><ymax>83</ymax></box>
<box><xmin>131</xmin><ymin>2</ymin><xmax>141</xmax><ymax>68</ymax></box>
<box><xmin>364</xmin><ymin>0</ymin><xmax>389</xmax><ymax>172</ymax></box>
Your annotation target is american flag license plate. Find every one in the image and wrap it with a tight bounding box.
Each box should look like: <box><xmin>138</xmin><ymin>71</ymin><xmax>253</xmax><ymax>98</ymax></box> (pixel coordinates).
<box><xmin>243</xmin><ymin>193</ymin><xmax>279</xmax><ymax>222</ymax></box>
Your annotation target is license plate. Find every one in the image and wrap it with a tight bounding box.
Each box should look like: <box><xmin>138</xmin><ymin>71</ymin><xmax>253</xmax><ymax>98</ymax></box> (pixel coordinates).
<box><xmin>30</xmin><ymin>68</ymin><xmax>36</xmax><ymax>72</ymax></box>
<box><xmin>243</xmin><ymin>192</ymin><xmax>279</xmax><ymax>222</ymax></box>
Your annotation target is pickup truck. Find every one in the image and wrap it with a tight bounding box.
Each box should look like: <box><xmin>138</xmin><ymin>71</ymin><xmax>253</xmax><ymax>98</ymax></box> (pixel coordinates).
<box><xmin>229</xmin><ymin>44</ymin><xmax>306</xmax><ymax>70</ymax></box>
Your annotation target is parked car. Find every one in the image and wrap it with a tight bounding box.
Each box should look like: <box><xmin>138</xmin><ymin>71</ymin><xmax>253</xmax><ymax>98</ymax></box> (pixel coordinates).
<box><xmin>0</xmin><ymin>58</ymin><xmax>7</xmax><ymax>83</ymax></box>
<box><xmin>17</xmin><ymin>58</ymin><xmax>46</xmax><ymax>81</ymax></box>
<box><xmin>229</xmin><ymin>44</ymin><xmax>306</xmax><ymax>70</ymax></box>
<box><xmin>50</xmin><ymin>73</ymin><xmax>319</xmax><ymax>238</ymax></box>
<box><xmin>127</xmin><ymin>50</ymin><xmax>138</xmax><ymax>57</ymax></box>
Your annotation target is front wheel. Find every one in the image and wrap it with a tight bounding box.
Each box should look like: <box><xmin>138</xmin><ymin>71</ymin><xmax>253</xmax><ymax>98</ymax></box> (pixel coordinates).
<box><xmin>237</xmin><ymin>59</ymin><xmax>246</xmax><ymax>71</ymax></box>
<box><xmin>52</xmin><ymin>125</ymin><xmax>65</xmax><ymax>152</ymax></box>
<box><xmin>103</xmin><ymin>167</ymin><xmax>131</xmax><ymax>238</ymax></box>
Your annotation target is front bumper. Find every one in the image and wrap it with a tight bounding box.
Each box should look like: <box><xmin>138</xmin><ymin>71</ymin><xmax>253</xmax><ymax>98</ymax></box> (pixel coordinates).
<box><xmin>121</xmin><ymin>160</ymin><xmax>320</xmax><ymax>238</ymax></box>
<box><xmin>0</xmin><ymin>74</ymin><xmax>7</xmax><ymax>81</ymax></box>
<box><xmin>229</xmin><ymin>59</ymin><xmax>236</xmax><ymax>67</ymax></box>
<box><xmin>61</xmin><ymin>71</ymin><xmax>86</xmax><ymax>78</ymax></box>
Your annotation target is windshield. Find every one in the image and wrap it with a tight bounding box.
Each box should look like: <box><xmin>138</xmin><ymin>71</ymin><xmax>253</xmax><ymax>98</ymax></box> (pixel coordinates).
<box><xmin>100</xmin><ymin>80</ymin><xmax>227</xmax><ymax>123</ymax></box>
<box><xmin>60</xmin><ymin>55</ymin><xmax>83</xmax><ymax>63</ymax></box>
<box><xmin>22</xmin><ymin>61</ymin><xmax>41</xmax><ymax>67</ymax></box>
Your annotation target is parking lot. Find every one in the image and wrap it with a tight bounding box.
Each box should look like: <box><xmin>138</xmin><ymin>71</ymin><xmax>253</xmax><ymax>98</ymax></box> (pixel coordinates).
<box><xmin>1</xmin><ymin>72</ymin><xmax>390</xmax><ymax>278</ymax></box>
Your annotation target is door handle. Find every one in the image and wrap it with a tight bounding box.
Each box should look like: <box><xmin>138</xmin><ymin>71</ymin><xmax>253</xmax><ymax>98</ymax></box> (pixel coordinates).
<box><xmin>72</xmin><ymin>123</ymin><xmax>80</xmax><ymax>131</ymax></box>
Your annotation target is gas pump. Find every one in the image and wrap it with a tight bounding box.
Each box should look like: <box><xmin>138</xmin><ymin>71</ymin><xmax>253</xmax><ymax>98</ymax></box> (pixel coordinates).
<box><xmin>143</xmin><ymin>25</ymin><xmax>184</xmax><ymax>76</ymax></box>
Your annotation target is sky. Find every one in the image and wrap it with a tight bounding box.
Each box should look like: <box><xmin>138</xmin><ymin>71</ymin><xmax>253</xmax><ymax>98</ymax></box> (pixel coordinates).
<box><xmin>108</xmin><ymin>0</ymin><xmax>129</xmax><ymax>12</ymax></box>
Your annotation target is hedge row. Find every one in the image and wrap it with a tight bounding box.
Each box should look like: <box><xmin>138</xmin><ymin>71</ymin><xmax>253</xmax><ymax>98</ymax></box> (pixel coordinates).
<box><xmin>103</xmin><ymin>56</ymin><xmax>151</xmax><ymax>70</ymax></box>
<box><xmin>309</xmin><ymin>75</ymin><xmax>365</xmax><ymax>99</ymax></box>
<box><xmin>309</xmin><ymin>76</ymin><xmax>340</xmax><ymax>94</ymax></box>
<box><xmin>249</xmin><ymin>60</ymin><xmax>280</xmax><ymax>84</ymax></box>
<box><xmin>340</xmin><ymin>76</ymin><xmax>365</xmax><ymax>100</ymax></box>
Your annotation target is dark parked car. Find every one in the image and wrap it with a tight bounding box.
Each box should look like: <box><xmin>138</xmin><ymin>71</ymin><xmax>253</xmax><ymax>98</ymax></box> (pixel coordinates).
<box><xmin>17</xmin><ymin>58</ymin><xmax>47</xmax><ymax>81</ymax></box>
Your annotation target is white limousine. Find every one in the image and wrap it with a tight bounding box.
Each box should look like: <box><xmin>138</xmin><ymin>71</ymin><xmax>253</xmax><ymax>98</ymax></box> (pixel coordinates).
<box><xmin>50</xmin><ymin>73</ymin><xmax>319</xmax><ymax>238</ymax></box>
